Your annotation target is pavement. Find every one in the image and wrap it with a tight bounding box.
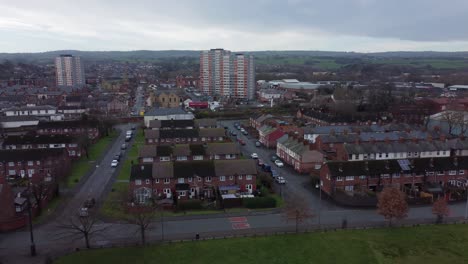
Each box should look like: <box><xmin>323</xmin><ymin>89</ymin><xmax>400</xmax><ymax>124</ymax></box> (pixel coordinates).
<box><xmin>2</xmin><ymin>120</ymin><xmax>468</xmax><ymax>263</ymax></box>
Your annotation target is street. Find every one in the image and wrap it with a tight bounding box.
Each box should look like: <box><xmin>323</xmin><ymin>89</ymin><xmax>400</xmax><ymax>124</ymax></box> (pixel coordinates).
<box><xmin>132</xmin><ymin>85</ymin><xmax>144</xmax><ymax>115</ymax></box>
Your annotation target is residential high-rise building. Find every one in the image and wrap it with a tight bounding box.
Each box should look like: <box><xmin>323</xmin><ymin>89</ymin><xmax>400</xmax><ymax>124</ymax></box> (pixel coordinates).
<box><xmin>199</xmin><ymin>49</ymin><xmax>255</xmax><ymax>100</ymax></box>
<box><xmin>55</xmin><ymin>55</ymin><xmax>85</xmax><ymax>87</ymax></box>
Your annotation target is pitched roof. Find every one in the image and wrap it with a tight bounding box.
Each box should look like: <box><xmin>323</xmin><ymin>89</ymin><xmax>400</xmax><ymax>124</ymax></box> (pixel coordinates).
<box><xmin>159</xmin><ymin>129</ymin><xmax>198</xmax><ymax>139</ymax></box>
<box><xmin>37</xmin><ymin>120</ymin><xmax>99</xmax><ymax>129</ymax></box>
<box><xmin>144</xmin><ymin>129</ymin><xmax>160</xmax><ymax>139</ymax></box>
<box><xmin>130</xmin><ymin>164</ymin><xmax>153</xmax><ymax>180</ymax></box>
<box><xmin>189</xmin><ymin>144</ymin><xmax>206</xmax><ymax>155</ymax></box>
<box><xmin>156</xmin><ymin>145</ymin><xmax>173</xmax><ymax>156</ymax></box>
<box><xmin>139</xmin><ymin>145</ymin><xmax>157</xmax><ymax>157</ymax></box>
<box><xmin>344</xmin><ymin>141</ymin><xmax>451</xmax><ymax>155</ymax></box>
<box><xmin>2</xmin><ymin>134</ymin><xmax>76</xmax><ymax>145</ymax></box>
<box><xmin>0</xmin><ymin>149</ymin><xmax>66</xmax><ymax>161</ymax></box>
<box><xmin>152</xmin><ymin>162</ymin><xmax>174</xmax><ymax>178</ymax></box>
<box><xmin>173</xmin><ymin>144</ymin><xmax>191</xmax><ymax>156</ymax></box>
<box><xmin>199</xmin><ymin>128</ymin><xmax>225</xmax><ymax>138</ymax></box>
<box><xmin>173</xmin><ymin>161</ymin><xmax>215</xmax><ymax>178</ymax></box>
<box><xmin>195</xmin><ymin>118</ymin><xmax>217</xmax><ymax>127</ymax></box>
<box><xmin>214</xmin><ymin>160</ymin><xmax>257</xmax><ymax>176</ymax></box>
<box><xmin>206</xmin><ymin>143</ymin><xmax>240</xmax><ymax>155</ymax></box>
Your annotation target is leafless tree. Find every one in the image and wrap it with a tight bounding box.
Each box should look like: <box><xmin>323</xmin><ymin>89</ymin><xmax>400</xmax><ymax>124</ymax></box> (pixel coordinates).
<box><xmin>440</xmin><ymin>110</ymin><xmax>464</xmax><ymax>135</ymax></box>
<box><xmin>125</xmin><ymin>203</ymin><xmax>159</xmax><ymax>245</ymax></box>
<box><xmin>31</xmin><ymin>180</ymin><xmax>53</xmax><ymax>216</ymax></box>
<box><xmin>282</xmin><ymin>195</ymin><xmax>314</xmax><ymax>233</ymax></box>
<box><xmin>56</xmin><ymin>213</ymin><xmax>108</xmax><ymax>249</ymax></box>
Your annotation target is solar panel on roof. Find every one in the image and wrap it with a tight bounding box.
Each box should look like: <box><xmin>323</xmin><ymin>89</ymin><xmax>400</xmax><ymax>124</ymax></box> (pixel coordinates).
<box><xmin>397</xmin><ymin>159</ymin><xmax>411</xmax><ymax>171</ymax></box>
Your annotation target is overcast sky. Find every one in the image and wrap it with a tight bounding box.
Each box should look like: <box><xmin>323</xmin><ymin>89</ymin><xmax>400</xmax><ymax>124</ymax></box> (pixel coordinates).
<box><xmin>1</xmin><ymin>0</ymin><xmax>467</xmax><ymax>53</ymax></box>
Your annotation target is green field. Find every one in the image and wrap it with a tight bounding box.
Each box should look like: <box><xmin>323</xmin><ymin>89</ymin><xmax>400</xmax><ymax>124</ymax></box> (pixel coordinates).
<box><xmin>66</xmin><ymin>132</ymin><xmax>117</xmax><ymax>188</ymax></box>
<box><xmin>55</xmin><ymin>224</ymin><xmax>468</xmax><ymax>264</ymax></box>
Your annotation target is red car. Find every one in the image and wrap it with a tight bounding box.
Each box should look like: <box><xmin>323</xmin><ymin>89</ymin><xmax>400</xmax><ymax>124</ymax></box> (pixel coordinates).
<box><xmin>239</xmin><ymin>139</ymin><xmax>246</xmax><ymax>145</ymax></box>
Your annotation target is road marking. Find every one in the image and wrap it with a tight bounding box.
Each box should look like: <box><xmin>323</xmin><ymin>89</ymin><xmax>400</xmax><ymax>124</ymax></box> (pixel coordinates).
<box><xmin>229</xmin><ymin>217</ymin><xmax>247</xmax><ymax>223</ymax></box>
<box><xmin>232</xmin><ymin>222</ymin><xmax>250</xmax><ymax>230</ymax></box>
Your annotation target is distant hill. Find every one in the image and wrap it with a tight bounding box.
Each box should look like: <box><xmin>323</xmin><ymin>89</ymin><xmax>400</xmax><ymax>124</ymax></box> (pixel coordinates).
<box><xmin>1</xmin><ymin>50</ymin><xmax>468</xmax><ymax>64</ymax></box>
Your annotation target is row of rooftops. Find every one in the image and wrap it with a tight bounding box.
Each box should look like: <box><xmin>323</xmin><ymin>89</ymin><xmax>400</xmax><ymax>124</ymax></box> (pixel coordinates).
<box><xmin>148</xmin><ymin>118</ymin><xmax>217</xmax><ymax>129</ymax></box>
<box><xmin>318</xmin><ymin>130</ymin><xmax>448</xmax><ymax>144</ymax></box>
<box><xmin>1</xmin><ymin>134</ymin><xmax>79</xmax><ymax>145</ymax></box>
<box><xmin>303</xmin><ymin>123</ymin><xmax>416</xmax><ymax>135</ymax></box>
<box><xmin>145</xmin><ymin>128</ymin><xmax>226</xmax><ymax>140</ymax></box>
<box><xmin>131</xmin><ymin>159</ymin><xmax>257</xmax><ymax>180</ymax></box>
<box><xmin>326</xmin><ymin>156</ymin><xmax>468</xmax><ymax>177</ymax></box>
<box><xmin>344</xmin><ymin>140</ymin><xmax>455</xmax><ymax>155</ymax></box>
<box><xmin>139</xmin><ymin>143</ymin><xmax>241</xmax><ymax>157</ymax></box>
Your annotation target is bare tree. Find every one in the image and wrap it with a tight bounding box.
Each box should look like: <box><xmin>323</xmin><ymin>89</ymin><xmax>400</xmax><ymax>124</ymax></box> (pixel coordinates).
<box><xmin>282</xmin><ymin>195</ymin><xmax>314</xmax><ymax>233</ymax></box>
<box><xmin>31</xmin><ymin>180</ymin><xmax>54</xmax><ymax>216</ymax></box>
<box><xmin>125</xmin><ymin>203</ymin><xmax>159</xmax><ymax>245</ymax></box>
<box><xmin>440</xmin><ymin>111</ymin><xmax>464</xmax><ymax>135</ymax></box>
<box><xmin>56</xmin><ymin>213</ymin><xmax>108</xmax><ymax>249</ymax></box>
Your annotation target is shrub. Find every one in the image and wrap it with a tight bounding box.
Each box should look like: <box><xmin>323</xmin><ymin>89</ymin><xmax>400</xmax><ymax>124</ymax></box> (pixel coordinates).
<box><xmin>177</xmin><ymin>200</ymin><xmax>203</xmax><ymax>211</ymax></box>
<box><xmin>243</xmin><ymin>197</ymin><xmax>277</xmax><ymax>209</ymax></box>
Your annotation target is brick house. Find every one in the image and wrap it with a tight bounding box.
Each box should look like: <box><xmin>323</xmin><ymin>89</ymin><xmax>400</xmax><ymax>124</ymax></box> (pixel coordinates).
<box><xmin>276</xmin><ymin>135</ymin><xmax>325</xmax><ymax>174</ymax></box>
<box><xmin>258</xmin><ymin>125</ymin><xmax>285</xmax><ymax>148</ymax></box>
<box><xmin>1</xmin><ymin>134</ymin><xmax>84</xmax><ymax>158</ymax></box>
<box><xmin>144</xmin><ymin>128</ymin><xmax>227</xmax><ymax>145</ymax></box>
<box><xmin>250</xmin><ymin>114</ymin><xmax>274</xmax><ymax>130</ymax></box>
<box><xmin>129</xmin><ymin>159</ymin><xmax>257</xmax><ymax>203</ymax></box>
<box><xmin>36</xmin><ymin>120</ymin><xmax>100</xmax><ymax>141</ymax></box>
<box><xmin>138</xmin><ymin>142</ymin><xmax>241</xmax><ymax>163</ymax></box>
<box><xmin>319</xmin><ymin>157</ymin><xmax>468</xmax><ymax>202</ymax></box>
<box><xmin>176</xmin><ymin>75</ymin><xmax>199</xmax><ymax>88</ymax></box>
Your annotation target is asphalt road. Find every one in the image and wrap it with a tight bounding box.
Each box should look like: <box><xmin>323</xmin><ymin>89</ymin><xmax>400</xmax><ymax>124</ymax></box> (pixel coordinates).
<box><xmin>132</xmin><ymin>85</ymin><xmax>144</xmax><ymax>115</ymax></box>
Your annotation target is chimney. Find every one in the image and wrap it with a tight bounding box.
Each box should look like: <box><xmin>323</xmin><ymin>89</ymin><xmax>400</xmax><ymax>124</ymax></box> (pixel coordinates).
<box><xmin>440</xmin><ymin>134</ymin><xmax>446</xmax><ymax>142</ymax></box>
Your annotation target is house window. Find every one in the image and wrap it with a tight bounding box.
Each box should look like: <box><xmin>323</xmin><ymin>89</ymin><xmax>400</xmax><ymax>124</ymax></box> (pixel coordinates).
<box><xmin>177</xmin><ymin>156</ymin><xmax>187</xmax><ymax>161</ymax></box>
<box><xmin>345</xmin><ymin>176</ymin><xmax>354</xmax><ymax>181</ymax></box>
<box><xmin>188</xmin><ymin>177</ymin><xmax>193</xmax><ymax>182</ymax></box>
<box><xmin>163</xmin><ymin>188</ymin><xmax>171</xmax><ymax>194</ymax></box>
<box><xmin>459</xmin><ymin>170</ymin><xmax>465</xmax><ymax>175</ymax></box>
<box><xmin>27</xmin><ymin>161</ymin><xmax>33</xmax><ymax>166</ymax></box>
<box><xmin>225</xmin><ymin>154</ymin><xmax>234</xmax><ymax>159</ymax></box>
<box><xmin>427</xmin><ymin>171</ymin><xmax>434</xmax><ymax>176</ymax></box>
<box><xmin>145</xmin><ymin>179</ymin><xmax>150</xmax><ymax>184</ymax></box>
<box><xmin>193</xmin><ymin>155</ymin><xmax>203</xmax><ymax>160</ymax></box>
<box><xmin>437</xmin><ymin>171</ymin><xmax>444</xmax><ymax>175</ymax></box>
<box><xmin>238</xmin><ymin>175</ymin><xmax>243</xmax><ymax>180</ymax></box>
<box><xmin>315</xmin><ymin>164</ymin><xmax>322</xmax><ymax>170</ymax></box>
<box><xmin>198</xmin><ymin>176</ymin><xmax>202</xmax><ymax>182</ymax></box>
<box><xmin>359</xmin><ymin>175</ymin><xmax>366</xmax><ymax>180</ymax></box>
<box><xmin>179</xmin><ymin>191</ymin><xmax>186</xmax><ymax>197</ymax></box>
<box><xmin>345</xmin><ymin>185</ymin><xmax>354</xmax><ymax>192</ymax></box>
<box><xmin>164</xmin><ymin>178</ymin><xmax>170</xmax><ymax>184</ymax></box>
<box><xmin>336</xmin><ymin>176</ymin><xmax>343</xmax><ymax>181</ymax></box>
<box><xmin>8</xmin><ymin>162</ymin><xmax>14</xmax><ymax>167</ymax></box>
<box><xmin>135</xmin><ymin>180</ymin><xmax>142</xmax><ymax>185</ymax></box>
<box><xmin>202</xmin><ymin>137</ymin><xmax>206</xmax><ymax>142</ymax></box>
<box><xmin>381</xmin><ymin>174</ymin><xmax>390</xmax><ymax>178</ymax></box>
<box><xmin>220</xmin><ymin>176</ymin><xmax>226</xmax><ymax>181</ymax></box>
<box><xmin>160</xmin><ymin>157</ymin><xmax>170</xmax><ymax>162</ymax></box>
<box><xmin>229</xmin><ymin>175</ymin><xmax>234</xmax><ymax>180</ymax></box>
<box><xmin>377</xmin><ymin>153</ymin><xmax>382</xmax><ymax>158</ymax></box>
<box><xmin>178</xmin><ymin>178</ymin><xmax>185</xmax><ymax>183</ymax></box>
<box><xmin>28</xmin><ymin>169</ymin><xmax>34</xmax><ymax>175</ymax></box>
<box><xmin>246</xmin><ymin>175</ymin><xmax>253</xmax><ymax>180</ymax></box>
<box><xmin>8</xmin><ymin>170</ymin><xmax>16</xmax><ymax>175</ymax></box>
<box><xmin>155</xmin><ymin>179</ymin><xmax>159</xmax><ymax>183</ymax></box>
<box><xmin>206</xmin><ymin>176</ymin><xmax>212</xmax><ymax>182</ymax></box>
<box><xmin>393</xmin><ymin>172</ymin><xmax>400</xmax><ymax>178</ymax></box>
<box><xmin>36</xmin><ymin>161</ymin><xmax>41</xmax><ymax>165</ymax></box>
<box><xmin>449</xmin><ymin>170</ymin><xmax>457</xmax><ymax>175</ymax></box>
<box><xmin>214</xmin><ymin>155</ymin><xmax>220</xmax><ymax>160</ymax></box>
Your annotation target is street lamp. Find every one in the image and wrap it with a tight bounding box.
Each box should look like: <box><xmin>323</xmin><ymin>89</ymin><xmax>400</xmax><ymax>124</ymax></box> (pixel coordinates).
<box><xmin>25</xmin><ymin>162</ymin><xmax>36</xmax><ymax>257</ymax></box>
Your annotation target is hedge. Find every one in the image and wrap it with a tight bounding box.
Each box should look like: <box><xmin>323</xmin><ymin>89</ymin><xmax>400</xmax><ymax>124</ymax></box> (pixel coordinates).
<box><xmin>177</xmin><ymin>200</ymin><xmax>203</xmax><ymax>210</ymax></box>
<box><xmin>242</xmin><ymin>197</ymin><xmax>277</xmax><ymax>209</ymax></box>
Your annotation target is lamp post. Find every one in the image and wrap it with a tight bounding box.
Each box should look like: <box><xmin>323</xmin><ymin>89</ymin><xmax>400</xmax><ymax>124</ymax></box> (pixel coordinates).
<box><xmin>26</xmin><ymin>163</ymin><xmax>36</xmax><ymax>257</ymax></box>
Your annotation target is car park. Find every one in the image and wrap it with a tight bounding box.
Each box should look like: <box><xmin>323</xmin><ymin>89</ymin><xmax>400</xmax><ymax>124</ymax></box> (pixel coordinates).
<box><xmin>274</xmin><ymin>159</ymin><xmax>284</xmax><ymax>167</ymax></box>
<box><xmin>111</xmin><ymin>160</ymin><xmax>119</xmax><ymax>167</ymax></box>
<box><xmin>250</xmin><ymin>153</ymin><xmax>258</xmax><ymax>159</ymax></box>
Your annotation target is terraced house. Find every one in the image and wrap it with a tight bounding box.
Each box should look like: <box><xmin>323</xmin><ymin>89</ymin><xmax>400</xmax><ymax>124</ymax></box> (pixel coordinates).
<box><xmin>129</xmin><ymin>159</ymin><xmax>257</xmax><ymax>203</ymax></box>
<box><xmin>276</xmin><ymin>134</ymin><xmax>324</xmax><ymax>174</ymax></box>
<box><xmin>1</xmin><ymin>134</ymin><xmax>83</xmax><ymax>158</ymax></box>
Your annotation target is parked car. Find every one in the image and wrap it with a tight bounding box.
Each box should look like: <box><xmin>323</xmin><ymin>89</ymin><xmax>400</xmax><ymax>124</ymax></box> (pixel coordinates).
<box><xmin>121</xmin><ymin>143</ymin><xmax>127</xmax><ymax>150</ymax></box>
<box><xmin>257</xmin><ymin>159</ymin><xmax>265</xmax><ymax>167</ymax></box>
<box><xmin>126</xmin><ymin>130</ymin><xmax>133</xmax><ymax>136</ymax></box>
<box><xmin>255</xmin><ymin>141</ymin><xmax>261</xmax><ymax>147</ymax></box>
<box><xmin>125</xmin><ymin>135</ymin><xmax>132</xmax><ymax>142</ymax></box>
<box><xmin>270</xmin><ymin>155</ymin><xmax>279</xmax><ymax>162</ymax></box>
<box><xmin>239</xmin><ymin>139</ymin><xmax>246</xmax><ymax>145</ymax></box>
<box><xmin>276</xmin><ymin>176</ymin><xmax>286</xmax><ymax>184</ymax></box>
<box><xmin>250</xmin><ymin>153</ymin><xmax>259</xmax><ymax>159</ymax></box>
<box><xmin>271</xmin><ymin>169</ymin><xmax>279</xmax><ymax>178</ymax></box>
<box><xmin>262</xmin><ymin>164</ymin><xmax>272</xmax><ymax>173</ymax></box>
<box><xmin>113</xmin><ymin>154</ymin><xmax>121</xmax><ymax>161</ymax></box>
<box><xmin>83</xmin><ymin>198</ymin><xmax>96</xmax><ymax>208</ymax></box>
<box><xmin>274</xmin><ymin>159</ymin><xmax>284</xmax><ymax>167</ymax></box>
<box><xmin>131</xmin><ymin>125</ymin><xmax>136</xmax><ymax>130</ymax></box>
<box><xmin>242</xmin><ymin>130</ymin><xmax>249</xmax><ymax>136</ymax></box>
<box><xmin>231</xmin><ymin>131</ymin><xmax>237</xmax><ymax>136</ymax></box>
<box><xmin>111</xmin><ymin>160</ymin><xmax>119</xmax><ymax>167</ymax></box>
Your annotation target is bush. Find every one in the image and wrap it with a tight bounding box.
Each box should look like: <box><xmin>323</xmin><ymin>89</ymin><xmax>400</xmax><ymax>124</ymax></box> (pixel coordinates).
<box><xmin>177</xmin><ymin>200</ymin><xmax>203</xmax><ymax>211</ymax></box>
<box><xmin>243</xmin><ymin>197</ymin><xmax>277</xmax><ymax>209</ymax></box>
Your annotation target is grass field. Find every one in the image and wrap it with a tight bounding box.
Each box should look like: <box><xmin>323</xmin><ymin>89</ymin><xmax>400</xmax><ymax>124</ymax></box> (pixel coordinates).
<box><xmin>116</xmin><ymin>128</ymin><xmax>144</xmax><ymax>181</ymax></box>
<box><xmin>66</xmin><ymin>132</ymin><xmax>117</xmax><ymax>188</ymax></box>
<box><xmin>55</xmin><ymin>224</ymin><xmax>468</xmax><ymax>264</ymax></box>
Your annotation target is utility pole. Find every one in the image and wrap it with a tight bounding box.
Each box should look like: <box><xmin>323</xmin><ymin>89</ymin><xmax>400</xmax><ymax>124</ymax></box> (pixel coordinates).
<box><xmin>27</xmin><ymin>178</ymin><xmax>36</xmax><ymax>256</ymax></box>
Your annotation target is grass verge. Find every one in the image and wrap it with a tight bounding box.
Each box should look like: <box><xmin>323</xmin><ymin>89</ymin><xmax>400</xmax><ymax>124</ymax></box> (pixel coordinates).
<box><xmin>55</xmin><ymin>224</ymin><xmax>468</xmax><ymax>264</ymax></box>
<box><xmin>66</xmin><ymin>132</ymin><xmax>117</xmax><ymax>188</ymax></box>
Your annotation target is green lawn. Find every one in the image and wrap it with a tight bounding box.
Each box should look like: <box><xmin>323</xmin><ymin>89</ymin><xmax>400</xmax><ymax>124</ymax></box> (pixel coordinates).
<box><xmin>33</xmin><ymin>196</ymin><xmax>62</xmax><ymax>224</ymax></box>
<box><xmin>66</xmin><ymin>132</ymin><xmax>117</xmax><ymax>188</ymax></box>
<box><xmin>55</xmin><ymin>224</ymin><xmax>468</xmax><ymax>264</ymax></box>
<box><xmin>100</xmin><ymin>182</ymin><xmax>130</xmax><ymax>220</ymax></box>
